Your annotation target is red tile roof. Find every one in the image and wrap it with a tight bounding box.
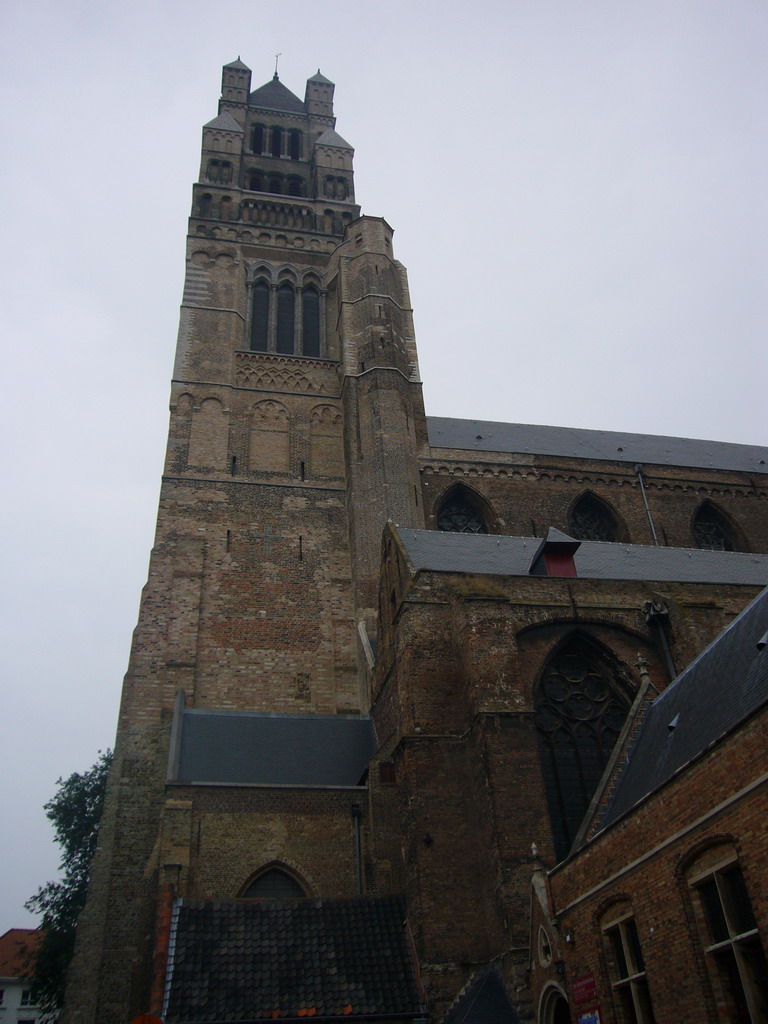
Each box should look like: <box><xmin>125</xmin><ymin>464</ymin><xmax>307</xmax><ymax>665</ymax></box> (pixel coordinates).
<box><xmin>0</xmin><ymin>928</ymin><xmax>40</xmax><ymax>977</ymax></box>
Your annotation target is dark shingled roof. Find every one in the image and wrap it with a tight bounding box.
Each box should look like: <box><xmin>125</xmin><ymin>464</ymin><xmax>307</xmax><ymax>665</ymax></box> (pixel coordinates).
<box><xmin>395</xmin><ymin>529</ymin><xmax>768</xmax><ymax>586</ymax></box>
<box><xmin>249</xmin><ymin>77</ymin><xmax>305</xmax><ymax>113</ymax></box>
<box><xmin>601</xmin><ymin>586</ymin><xmax>768</xmax><ymax>828</ymax></box>
<box><xmin>427</xmin><ymin>416</ymin><xmax>768</xmax><ymax>475</ymax></box>
<box><xmin>225</xmin><ymin>58</ymin><xmax>251</xmax><ymax>71</ymax></box>
<box><xmin>442</xmin><ymin>966</ymin><xmax>519</xmax><ymax>1024</ymax></box>
<box><xmin>308</xmin><ymin>70</ymin><xmax>334</xmax><ymax>85</ymax></box>
<box><xmin>163</xmin><ymin>896</ymin><xmax>423</xmax><ymax>1024</ymax></box>
<box><xmin>170</xmin><ymin>709</ymin><xmax>376</xmax><ymax>787</ymax></box>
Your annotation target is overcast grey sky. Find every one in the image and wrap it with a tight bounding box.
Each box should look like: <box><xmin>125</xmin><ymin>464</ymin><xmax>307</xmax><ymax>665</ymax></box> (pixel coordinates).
<box><xmin>1</xmin><ymin>0</ymin><xmax>766</xmax><ymax>930</ymax></box>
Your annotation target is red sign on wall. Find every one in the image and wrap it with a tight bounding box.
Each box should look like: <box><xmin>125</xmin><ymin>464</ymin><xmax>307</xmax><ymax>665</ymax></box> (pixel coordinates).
<box><xmin>572</xmin><ymin>973</ymin><xmax>597</xmax><ymax>1004</ymax></box>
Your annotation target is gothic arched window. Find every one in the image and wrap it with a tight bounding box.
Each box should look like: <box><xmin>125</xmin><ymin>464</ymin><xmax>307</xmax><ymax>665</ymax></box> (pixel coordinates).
<box><xmin>436</xmin><ymin>488</ymin><xmax>489</xmax><ymax>534</ymax></box>
<box><xmin>242</xmin><ymin>867</ymin><xmax>305</xmax><ymax>900</ymax></box>
<box><xmin>250</xmin><ymin>281</ymin><xmax>270</xmax><ymax>352</ymax></box>
<box><xmin>569</xmin><ymin>493</ymin><xmax>620</xmax><ymax>542</ymax></box>
<box><xmin>693</xmin><ymin>501</ymin><xmax>741</xmax><ymax>551</ymax></box>
<box><xmin>302</xmin><ymin>286</ymin><xmax>321</xmax><ymax>357</ymax></box>
<box><xmin>534</xmin><ymin>638</ymin><xmax>631</xmax><ymax>861</ymax></box>
<box><xmin>276</xmin><ymin>283</ymin><xmax>295</xmax><ymax>354</ymax></box>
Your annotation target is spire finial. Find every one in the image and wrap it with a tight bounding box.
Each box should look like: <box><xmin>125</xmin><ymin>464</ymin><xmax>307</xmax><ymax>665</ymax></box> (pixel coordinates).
<box><xmin>274</xmin><ymin>52</ymin><xmax>282</xmax><ymax>78</ymax></box>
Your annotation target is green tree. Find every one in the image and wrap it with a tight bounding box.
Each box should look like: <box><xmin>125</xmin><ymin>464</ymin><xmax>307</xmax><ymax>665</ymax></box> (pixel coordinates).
<box><xmin>25</xmin><ymin>749</ymin><xmax>112</xmax><ymax>1015</ymax></box>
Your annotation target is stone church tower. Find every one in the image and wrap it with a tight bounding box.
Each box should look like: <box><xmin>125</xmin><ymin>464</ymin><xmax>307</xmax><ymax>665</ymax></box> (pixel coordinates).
<box><xmin>64</xmin><ymin>60</ymin><xmax>427</xmax><ymax>1024</ymax></box>
<box><xmin>63</xmin><ymin>60</ymin><xmax>768</xmax><ymax>1024</ymax></box>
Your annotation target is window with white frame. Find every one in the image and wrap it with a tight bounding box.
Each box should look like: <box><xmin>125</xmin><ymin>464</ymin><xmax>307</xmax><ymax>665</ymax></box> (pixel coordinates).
<box><xmin>689</xmin><ymin>856</ymin><xmax>768</xmax><ymax>1023</ymax></box>
<box><xmin>602</xmin><ymin>908</ymin><xmax>656</xmax><ymax>1024</ymax></box>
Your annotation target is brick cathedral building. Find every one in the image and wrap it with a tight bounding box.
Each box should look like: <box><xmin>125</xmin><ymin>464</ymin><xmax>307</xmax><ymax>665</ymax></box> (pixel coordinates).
<box><xmin>62</xmin><ymin>61</ymin><xmax>768</xmax><ymax>1024</ymax></box>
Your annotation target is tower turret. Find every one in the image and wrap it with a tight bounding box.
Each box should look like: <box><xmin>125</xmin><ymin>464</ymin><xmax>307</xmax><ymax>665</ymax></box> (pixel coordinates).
<box><xmin>219</xmin><ymin>57</ymin><xmax>251</xmax><ymax>121</ymax></box>
<box><xmin>305</xmin><ymin>69</ymin><xmax>335</xmax><ymax>119</ymax></box>
<box><xmin>312</xmin><ymin>128</ymin><xmax>355</xmax><ymax>204</ymax></box>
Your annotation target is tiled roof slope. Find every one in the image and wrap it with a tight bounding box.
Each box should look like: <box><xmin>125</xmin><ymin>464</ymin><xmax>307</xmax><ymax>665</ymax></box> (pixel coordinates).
<box><xmin>170</xmin><ymin>710</ymin><xmax>376</xmax><ymax>787</ymax></box>
<box><xmin>442</xmin><ymin>966</ymin><xmax>519</xmax><ymax>1024</ymax></box>
<box><xmin>395</xmin><ymin>529</ymin><xmax>768</xmax><ymax>586</ymax></box>
<box><xmin>427</xmin><ymin>416</ymin><xmax>768</xmax><ymax>475</ymax></box>
<box><xmin>315</xmin><ymin>129</ymin><xmax>352</xmax><ymax>149</ymax></box>
<box><xmin>249</xmin><ymin>77</ymin><xmax>305</xmax><ymax>113</ymax></box>
<box><xmin>204</xmin><ymin>111</ymin><xmax>244</xmax><ymax>132</ymax></box>
<box><xmin>601</xmin><ymin>586</ymin><xmax>768</xmax><ymax>828</ymax></box>
<box><xmin>163</xmin><ymin>896</ymin><xmax>423</xmax><ymax>1023</ymax></box>
<box><xmin>0</xmin><ymin>928</ymin><xmax>39</xmax><ymax>975</ymax></box>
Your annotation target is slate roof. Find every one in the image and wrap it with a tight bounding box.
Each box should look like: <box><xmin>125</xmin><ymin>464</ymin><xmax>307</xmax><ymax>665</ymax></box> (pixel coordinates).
<box><xmin>163</xmin><ymin>896</ymin><xmax>423</xmax><ymax>1023</ymax></box>
<box><xmin>204</xmin><ymin>110</ymin><xmax>244</xmax><ymax>132</ymax></box>
<box><xmin>600</xmin><ymin>585</ymin><xmax>768</xmax><ymax>827</ymax></box>
<box><xmin>395</xmin><ymin>529</ymin><xmax>768</xmax><ymax>586</ymax></box>
<box><xmin>308</xmin><ymin>70</ymin><xmax>334</xmax><ymax>85</ymax></box>
<box><xmin>169</xmin><ymin>709</ymin><xmax>376</xmax><ymax>787</ymax></box>
<box><xmin>315</xmin><ymin>128</ymin><xmax>352</xmax><ymax>149</ymax></box>
<box><xmin>427</xmin><ymin>416</ymin><xmax>768</xmax><ymax>475</ymax></box>
<box><xmin>0</xmin><ymin>928</ymin><xmax>39</xmax><ymax>976</ymax></box>
<box><xmin>442</xmin><ymin>966</ymin><xmax>519</xmax><ymax>1024</ymax></box>
<box><xmin>249</xmin><ymin>77</ymin><xmax>305</xmax><ymax>113</ymax></box>
<box><xmin>225</xmin><ymin>58</ymin><xmax>251</xmax><ymax>71</ymax></box>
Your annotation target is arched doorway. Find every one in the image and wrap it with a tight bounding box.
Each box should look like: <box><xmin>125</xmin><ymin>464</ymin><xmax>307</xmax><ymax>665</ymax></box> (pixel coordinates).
<box><xmin>539</xmin><ymin>984</ymin><xmax>571</xmax><ymax>1024</ymax></box>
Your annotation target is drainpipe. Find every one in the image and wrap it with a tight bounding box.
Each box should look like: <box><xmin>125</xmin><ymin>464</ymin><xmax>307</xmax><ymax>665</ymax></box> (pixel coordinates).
<box><xmin>351</xmin><ymin>804</ymin><xmax>363</xmax><ymax>895</ymax></box>
<box><xmin>635</xmin><ymin>464</ymin><xmax>659</xmax><ymax>546</ymax></box>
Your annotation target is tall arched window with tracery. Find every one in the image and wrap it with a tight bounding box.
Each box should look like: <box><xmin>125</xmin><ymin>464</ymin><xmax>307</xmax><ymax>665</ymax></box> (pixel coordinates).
<box><xmin>241</xmin><ymin>866</ymin><xmax>306</xmax><ymax>899</ymax></box>
<box><xmin>569</xmin><ymin>493</ymin><xmax>621</xmax><ymax>542</ymax></box>
<box><xmin>534</xmin><ymin>637</ymin><xmax>631</xmax><ymax>861</ymax></box>
<box><xmin>693</xmin><ymin>501</ymin><xmax>742</xmax><ymax>551</ymax></box>
<box><xmin>436</xmin><ymin>487</ymin><xmax>490</xmax><ymax>534</ymax></box>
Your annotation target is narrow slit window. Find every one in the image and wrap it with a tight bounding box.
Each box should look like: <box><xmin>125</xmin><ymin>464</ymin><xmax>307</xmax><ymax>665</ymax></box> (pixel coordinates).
<box><xmin>250</xmin><ymin>281</ymin><xmax>270</xmax><ymax>351</ymax></box>
<box><xmin>276</xmin><ymin>283</ymin><xmax>295</xmax><ymax>354</ymax></box>
<box><xmin>302</xmin><ymin>286</ymin><xmax>320</xmax><ymax>357</ymax></box>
